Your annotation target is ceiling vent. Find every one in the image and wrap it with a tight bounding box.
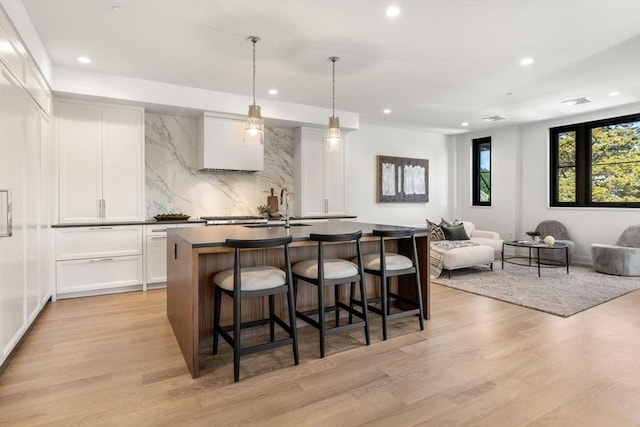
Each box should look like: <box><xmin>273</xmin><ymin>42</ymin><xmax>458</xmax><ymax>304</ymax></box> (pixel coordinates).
<box><xmin>482</xmin><ymin>115</ymin><xmax>507</xmax><ymax>122</ymax></box>
<box><xmin>561</xmin><ymin>97</ymin><xmax>593</xmax><ymax>106</ymax></box>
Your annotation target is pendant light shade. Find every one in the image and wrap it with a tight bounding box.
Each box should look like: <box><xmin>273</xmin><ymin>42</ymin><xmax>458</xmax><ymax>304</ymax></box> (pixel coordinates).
<box><xmin>245</xmin><ymin>36</ymin><xmax>264</xmax><ymax>145</ymax></box>
<box><xmin>326</xmin><ymin>56</ymin><xmax>342</xmax><ymax>152</ymax></box>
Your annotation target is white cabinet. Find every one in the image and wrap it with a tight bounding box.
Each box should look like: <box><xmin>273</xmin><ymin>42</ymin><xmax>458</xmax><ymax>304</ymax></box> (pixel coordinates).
<box><xmin>55</xmin><ymin>226</ymin><xmax>143</xmax><ymax>297</ymax></box>
<box><xmin>293</xmin><ymin>127</ymin><xmax>346</xmax><ymax>216</ymax></box>
<box><xmin>0</xmin><ymin>9</ymin><xmax>52</xmax><ymax>369</ymax></box>
<box><xmin>0</xmin><ymin>64</ymin><xmax>51</xmax><ymax>366</ymax></box>
<box><xmin>57</xmin><ymin>99</ymin><xmax>144</xmax><ymax>224</ymax></box>
<box><xmin>0</xmin><ymin>65</ymin><xmax>26</xmax><ymax>363</ymax></box>
<box><xmin>144</xmin><ymin>223</ymin><xmax>204</xmax><ymax>287</ymax></box>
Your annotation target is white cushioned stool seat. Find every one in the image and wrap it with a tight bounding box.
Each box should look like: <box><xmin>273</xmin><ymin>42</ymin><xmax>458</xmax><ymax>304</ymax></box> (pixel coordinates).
<box><xmin>214</xmin><ymin>266</ymin><xmax>286</xmax><ymax>291</ymax></box>
<box><xmin>358</xmin><ymin>253</ymin><xmax>413</xmax><ymax>271</ymax></box>
<box><xmin>292</xmin><ymin>259</ymin><xmax>358</xmax><ymax>280</ymax></box>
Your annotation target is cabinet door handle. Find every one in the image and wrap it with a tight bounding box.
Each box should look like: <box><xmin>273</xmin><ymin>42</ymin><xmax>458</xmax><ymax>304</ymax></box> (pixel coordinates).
<box><xmin>324</xmin><ymin>198</ymin><xmax>328</xmax><ymax>213</ymax></box>
<box><xmin>151</xmin><ymin>229</ymin><xmax>168</xmax><ymax>233</ymax></box>
<box><xmin>151</xmin><ymin>236</ymin><xmax>167</xmax><ymax>240</ymax></box>
<box><xmin>89</xmin><ymin>258</ymin><xmax>113</xmax><ymax>262</ymax></box>
<box><xmin>101</xmin><ymin>199</ymin><xmax>106</xmax><ymax>218</ymax></box>
<box><xmin>0</xmin><ymin>190</ymin><xmax>12</xmax><ymax>237</ymax></box>
<box><xmin>89</xmin><ymin>227</ymin><xmax>113</xmax><ymax>230</ymax></box>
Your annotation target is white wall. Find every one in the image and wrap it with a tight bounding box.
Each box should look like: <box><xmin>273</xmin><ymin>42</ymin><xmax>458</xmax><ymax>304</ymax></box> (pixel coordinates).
<box><xmin>345</xmin><ymin>123</ymin><xmax>449</xmax><ymax>226</ymax></box>
<box><xmin>450</xmin><ymin>126</ymin><xmax>520</xmax><ymax>242</ymax></box>
<box><xmin>450</xmin><ymin>102</ymin><xmax>640</xmax><ymax>264</ymax></box>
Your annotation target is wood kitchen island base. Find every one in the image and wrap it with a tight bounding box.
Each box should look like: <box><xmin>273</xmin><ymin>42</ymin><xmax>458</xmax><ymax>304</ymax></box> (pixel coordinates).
<box><xmin>167</xmin><ymin>222</ymin><xmax>429</xmax><ymax>378</ymax></box>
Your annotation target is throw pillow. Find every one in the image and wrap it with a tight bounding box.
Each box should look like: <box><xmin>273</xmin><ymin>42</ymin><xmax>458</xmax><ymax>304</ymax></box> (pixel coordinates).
<box><xmin>440</xmin><ymin>217</ymin><xmax>462</xmax><ymax>227</ymax></box>
<box><xmin>427</xmin><ymin>220</ymin><xmax>445</xmax><ymax>241</ymax></box>
<box><xmin>442</xmin><ymin>223</ymin><xmax>470</xmax><ymax>240</ymax></box>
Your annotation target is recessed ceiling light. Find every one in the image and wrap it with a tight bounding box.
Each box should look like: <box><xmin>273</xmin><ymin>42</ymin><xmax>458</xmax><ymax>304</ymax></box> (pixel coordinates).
<box><xmin>268</xmin><ymin>89</ymin><xmax>278</xmax><ymax>95</ymax></box>
<box><xmin>77</xmin><ymin>56</ymin><xmax>91</xmax><ymax>64</ymax></box>
<box><xmin>461</xmin><ymin>122</ymin><xmax>469</xmax><ymax>127</ymax></box>
<box><xmin>385</xmin><ymin>6</ymin><xmax>401</xmax><ymax>17</ymax></box>
<box><xmin>609</xmin><ymin>91</ymin><xmax>620</xmax><ymax>97</ymax></box>
<box><xmin>383</xmin><ymin>109</ymin><xmax>391</xmax><ymax>114</ymax></box>
<box><xmin>520</xmin><ymin>57</ymin><xmax>533</xmax><ymax>66</ymax></box>
<box><xmin>482</xmin><ymin>115</ymin><xmax>507</xmax><ymax>122</ymax></box>
<box><xmin>561</xmin><ymin>97</ymin><xmax>592</xmax><ymax>106</ymax></box>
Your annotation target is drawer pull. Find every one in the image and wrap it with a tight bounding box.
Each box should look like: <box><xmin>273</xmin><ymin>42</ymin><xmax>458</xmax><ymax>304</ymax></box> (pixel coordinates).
<box><xmin>90</xmin><ymin>258</ymin><xmax>114</xmax><ymax>262</ymax></box>
<box><xmin>152</xmin><ymin>229</ymin><xmax>167</xmax><ymax>232</ymax></box>
<box><xmin>89</xmin><ymin>227</ymin><xmax>113</xmax><ymax>230</ymax></box>
<box><xmin>151</xmin><ymin>236</ymin><xmax>167</xmax><ymax>240</ymax></box>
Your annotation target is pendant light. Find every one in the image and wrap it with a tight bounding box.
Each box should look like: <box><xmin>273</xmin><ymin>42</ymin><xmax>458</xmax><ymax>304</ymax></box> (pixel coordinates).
<box><xmin>244</xmin><ymin>36</ymin><xmax>264</xmax><ymax>145</ymax></box>
<box><xmin>326</xmin><ymin>56</ymin><xmax>342</xmax><ymax>151</ymax></box>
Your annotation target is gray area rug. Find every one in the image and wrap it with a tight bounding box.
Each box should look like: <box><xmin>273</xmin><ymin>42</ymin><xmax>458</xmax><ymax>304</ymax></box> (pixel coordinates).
<box><xmin>432</xmin><ymin>264</ymin><xmax>640</xmax><ymax>317</ymax></box>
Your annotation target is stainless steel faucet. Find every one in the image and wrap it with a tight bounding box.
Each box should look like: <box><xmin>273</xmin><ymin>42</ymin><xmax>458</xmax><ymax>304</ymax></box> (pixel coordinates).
<box><xmin>280</xmin><ymin>188</ymin><xmax>291</xmax><ymax>228</ymax></box>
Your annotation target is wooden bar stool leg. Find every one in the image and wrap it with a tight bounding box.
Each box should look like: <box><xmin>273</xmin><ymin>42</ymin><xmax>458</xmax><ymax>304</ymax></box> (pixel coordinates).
<box><xmin>415</xmin><ymin>272</ymin><xmax>424</xmax><ymax>331</ymax></box>
<box><xmin>269</xmin><ymin>294</ymin><xmax>275</xmax><ymax>342</ymax></box>
<box><xmin>359</xmin><ymin>278</ymin><xmax>370</xmax><ymax>345</ymax></box>
<box><xmin>287</xmin><ymin>281</ymin><xmax>299</xmax><ymax>365</ymax></box>
<box><xmin>318</xmin><ymin>284</ymin><xmax>326</xmax><ymax>358</ymax></box>
<box><xmin>213</xmin><ymin>286</ymin><xmax>222</xmax><ymax>355</ymax></box>
<box><xmin>334</xmin><ymin>285</ymin><xmax>340</xmax><ymax>327</ymax></box>
<box><xmin>233</xmin><ymin>289</ymin><xmax>242</xmax><ymax>383</ymax></box>
<box><xmin>380</xmin><ymin>274</ymin><xmax>388</xmax><ymax>341</ymax></box>
<box><xmin>348</xmin><ymin>282</ymin><xmax>356</xmax><ymax>324</ymax></box>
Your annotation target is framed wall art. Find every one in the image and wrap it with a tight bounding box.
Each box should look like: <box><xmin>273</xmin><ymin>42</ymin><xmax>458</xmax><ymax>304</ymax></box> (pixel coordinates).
<box><xmin>376</xmin><ymin>155</ymin><xmax>429</xmax><ymax>203</ymax></box>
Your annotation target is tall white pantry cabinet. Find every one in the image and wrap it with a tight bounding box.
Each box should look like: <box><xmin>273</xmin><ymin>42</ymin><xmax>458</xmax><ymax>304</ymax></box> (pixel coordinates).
<box><xmin>54</xmin><ymin>99</ymin><xmax>145</xmax><ymax>297</ymax></box>
<box><xmin>0</xmin><ymin>7</ymin><xmax>53</xmax><ymax>367</ymax></box>
<box><xmin>57</xmin><ymin>99</ymin><xmax>144</xmax><ymax>224</ymax></box>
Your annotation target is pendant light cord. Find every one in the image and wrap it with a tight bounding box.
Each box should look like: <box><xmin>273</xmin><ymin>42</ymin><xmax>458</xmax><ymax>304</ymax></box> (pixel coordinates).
<box><xmin>248</xmin><ymin>36</ymin><xmax>260</xmax><ymax>107</ymax></box>
<box><xmin>328</xmin><ymin>57</ymin><xmax>340</xmax><ymax>121</ymax></box>
<box><xmin>252</xmin><ymin>37</ymin><xmax>257</xmax><ymax>106</ymax></box>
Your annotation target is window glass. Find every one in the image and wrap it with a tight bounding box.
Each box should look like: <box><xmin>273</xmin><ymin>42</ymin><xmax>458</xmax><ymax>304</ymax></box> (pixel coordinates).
<box><xmin>472</xmin><ymin>137</ymin><xmax>491</xmax><ymax>206</ymax></box>
<box><xmin>550</xmin><ymin>114</ymin><xmax>640</xmax><ymax>208</ymax></box>
<box><xmin>590</xmin><ymin>121</ymin><xmax>640</xmax><ymax>203</ymax></box>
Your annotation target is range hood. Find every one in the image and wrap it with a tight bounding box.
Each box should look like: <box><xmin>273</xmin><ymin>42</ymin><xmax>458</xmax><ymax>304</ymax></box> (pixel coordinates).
<box><xmin>197</xmin><ymin>112</ymin><xmax>264</xmax><ymax>172</ymax></box>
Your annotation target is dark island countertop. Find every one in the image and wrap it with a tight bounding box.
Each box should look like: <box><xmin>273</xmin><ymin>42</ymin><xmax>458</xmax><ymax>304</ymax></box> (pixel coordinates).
<box><xmin>168</xmin><ymin>221</ymin><xmax>428</xmax><ymax>249</ymax></box>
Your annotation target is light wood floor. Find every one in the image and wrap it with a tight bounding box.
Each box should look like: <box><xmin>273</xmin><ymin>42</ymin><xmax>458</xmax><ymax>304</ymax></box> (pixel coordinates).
<box><xmin>1</xmin><ymin>284</ymin><xmax>639</xmax><ymax>426</ymax></box>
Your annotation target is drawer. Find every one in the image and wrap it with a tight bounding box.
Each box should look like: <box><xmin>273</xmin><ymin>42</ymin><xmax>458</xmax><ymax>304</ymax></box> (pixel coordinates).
<box><xmin>145</xmin><ymin>222</ymin><xmax>203</xmax><ymax>236</ymax></box>
<box><xmin>56</xmin><ymin>255</ymin><xmax>143</xmax><ymax>294</ymax></box>
<box><xmin>55</xmin><ymin>226</ymin><xmax>143</xmax><ymax>260</ymax></box>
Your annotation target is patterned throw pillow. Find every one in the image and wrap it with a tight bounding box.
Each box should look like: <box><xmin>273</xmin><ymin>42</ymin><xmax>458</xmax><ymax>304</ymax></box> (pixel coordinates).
<box><xmin>440</xmin><ymin>217</ymin><xmax>462</xmax><ymax>227</ymax></box>
<box><xmin>427</xmin><ymin>220</ymin><xmax>446</xmax><ymax>241</ymax></box>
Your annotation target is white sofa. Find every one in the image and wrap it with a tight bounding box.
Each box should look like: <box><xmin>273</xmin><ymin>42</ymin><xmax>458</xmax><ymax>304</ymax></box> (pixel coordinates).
<box><xmin>460</xmin><ymin>221</ymin><xmax>503</xmax><ymax>252</ymax></box>
<box><xmin>432</xmin><ymin>221</ymin><xmax>503</xmax><ymax>277</ymax></box>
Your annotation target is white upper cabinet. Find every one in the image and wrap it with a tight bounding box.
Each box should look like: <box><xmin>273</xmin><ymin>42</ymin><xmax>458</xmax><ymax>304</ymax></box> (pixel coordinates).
<box><xmin>57</xmin><ymin>99</ymin><xmax>144</xmax><ymax>224</ymax></box>
<box><xmin>293</xmin><ymin>127</ymin><xmax>346</xmax><ymax>216</ymax></box>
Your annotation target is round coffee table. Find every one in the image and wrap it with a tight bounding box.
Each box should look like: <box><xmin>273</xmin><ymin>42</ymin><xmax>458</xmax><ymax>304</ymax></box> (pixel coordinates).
<box><xmin>501</xmin><ymin>240</ymin><xmax>569</xmax><ymax>277</ymax></box>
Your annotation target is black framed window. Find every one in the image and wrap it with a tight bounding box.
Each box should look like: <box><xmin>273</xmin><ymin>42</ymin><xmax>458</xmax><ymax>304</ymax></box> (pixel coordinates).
<box><xmin>550</xmin><ymin>113</ymin><xmax>640</xmax><ymax>208</ymax></box>
<box><xmin>472</xmin><ymin>137</ymin><xmax>491</xmax><ymax>206</ymax></box>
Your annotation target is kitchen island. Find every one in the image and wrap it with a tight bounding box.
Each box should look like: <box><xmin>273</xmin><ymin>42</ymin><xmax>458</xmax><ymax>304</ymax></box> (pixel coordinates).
<box><xmin>166</xmin><ymin>221</ymin><xmax>430</xmax><ymax>378</ymax></box>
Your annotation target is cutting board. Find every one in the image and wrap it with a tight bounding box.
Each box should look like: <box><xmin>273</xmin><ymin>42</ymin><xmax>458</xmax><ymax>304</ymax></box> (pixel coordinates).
<box><xmin>267</xmin><ymin>188</ymin><xmax>278</xmax><ymax>213</ymax></box>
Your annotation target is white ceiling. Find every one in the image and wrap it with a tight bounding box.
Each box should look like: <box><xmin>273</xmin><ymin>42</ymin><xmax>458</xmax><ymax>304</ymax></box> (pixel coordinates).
<box><xmin>20</xmin><ymin>0</ymin><xmax>640</xmax><ymax>134</ymax></box>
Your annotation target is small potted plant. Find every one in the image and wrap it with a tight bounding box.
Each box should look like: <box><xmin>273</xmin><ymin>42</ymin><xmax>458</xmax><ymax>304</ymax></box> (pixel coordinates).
<box><xmin>526</xmin><ymin>230</ymin><xmax>543</xmax><ymax>242</ymax></box>
<box><xmin>257</xmin><ymin>204</ymin><xmax>272</xmax><ymax>217</ymax></box>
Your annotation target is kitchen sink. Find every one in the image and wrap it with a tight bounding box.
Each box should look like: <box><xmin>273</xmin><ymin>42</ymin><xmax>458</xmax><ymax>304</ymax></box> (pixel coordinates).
<box><xmin>243</xmin><ymin>223</ymin><xmax>312</xmax><ymax>228</ymax></box>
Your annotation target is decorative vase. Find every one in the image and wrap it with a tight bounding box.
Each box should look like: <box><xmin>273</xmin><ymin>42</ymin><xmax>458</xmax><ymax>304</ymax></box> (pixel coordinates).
<box><xmin>533</xmin><ymin>235</ymin><xmax>541</xmax><ymax>242</ymax></box>
<box><xmin>543</xmin><ymin>235</ymin><xmax>555</xmax><ymax>246</ymax></box>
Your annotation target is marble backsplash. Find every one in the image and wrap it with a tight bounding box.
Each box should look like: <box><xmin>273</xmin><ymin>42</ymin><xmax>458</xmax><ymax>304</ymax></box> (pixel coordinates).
<box><xmin>145</xmin><ymin>113</ymin><xmax>294</xmax><ymax>219</ymax></box>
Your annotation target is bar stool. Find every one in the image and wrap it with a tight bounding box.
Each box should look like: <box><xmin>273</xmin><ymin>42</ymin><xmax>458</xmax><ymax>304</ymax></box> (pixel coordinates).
<box><xmin>212</xmin><ymin>235</ymin><xmax>298</xmax><ymax>382</ymax></box>
<box><xmin>355</xmin><ymin>228</ymin><xmax>424</xmax><ymax>340</ymax></box>
<box><xmin>292</xmin><ymin>231</ymin><xmax>370</xmax><ymax>358</ymax></box>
